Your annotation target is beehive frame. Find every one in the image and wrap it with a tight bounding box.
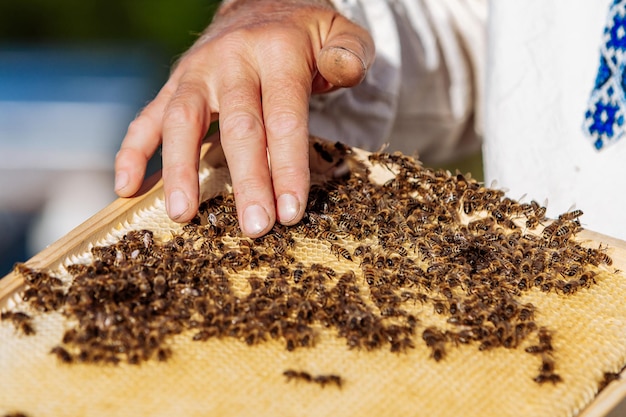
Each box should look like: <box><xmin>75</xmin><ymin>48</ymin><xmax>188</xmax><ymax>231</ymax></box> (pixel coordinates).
<box><xmin>1</xmin><ymin>137</ymin><xmax>626</xmax><ymax>417</ymax></box>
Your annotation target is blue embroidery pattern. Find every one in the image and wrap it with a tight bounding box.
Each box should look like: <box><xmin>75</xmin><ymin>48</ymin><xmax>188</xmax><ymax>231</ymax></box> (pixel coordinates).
<box><xmin>584</xmin><ymin>0</ymin><xmax>626</xmax><ymax>150</ymax></box>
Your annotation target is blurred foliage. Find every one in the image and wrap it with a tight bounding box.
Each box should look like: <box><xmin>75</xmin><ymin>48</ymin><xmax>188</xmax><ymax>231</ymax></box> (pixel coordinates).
<box><xmin>0</xmin><ymin>0</ymin><xmax>221</xmax><ymax>57</ymax></box>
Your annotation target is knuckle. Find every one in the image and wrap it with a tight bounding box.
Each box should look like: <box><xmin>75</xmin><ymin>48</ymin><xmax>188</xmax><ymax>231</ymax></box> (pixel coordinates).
<box><xmin>264</xmin><ymin>111</ymin><xmax>304</xmax><ymax>140</ymax></box>
<box><xmin>125</xmin><ymin>115</ymin><xmax>150</xmax><ymax>137</ymax></box>
<box><xmin>220</xmin><ymin>112</ymin><xmax>264</xmax><ymax>143</ymax></box>
<box><xmin>163</xmin><ymin>100</ymin><xmax>201</xmax><ymax>128</ymax></box>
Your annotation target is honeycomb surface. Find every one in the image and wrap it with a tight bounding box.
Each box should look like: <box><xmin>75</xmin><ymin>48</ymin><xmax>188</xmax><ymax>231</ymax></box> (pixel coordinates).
<box><xmin>1</xmin><ymin>140</ymin><xmax>626</xmax><ymax>417</ymax></box>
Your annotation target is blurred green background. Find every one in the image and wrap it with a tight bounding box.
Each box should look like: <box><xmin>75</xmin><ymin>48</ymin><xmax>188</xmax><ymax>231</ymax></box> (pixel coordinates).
<box><xmin>0</xmin><ymin>0</ymin><xmax>220</xmax><ymax>59</ymax></box>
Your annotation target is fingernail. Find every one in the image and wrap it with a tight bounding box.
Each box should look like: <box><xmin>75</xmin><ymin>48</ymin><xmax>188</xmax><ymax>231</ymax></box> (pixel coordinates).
<box><xmin>277</xmin><ymin>193</ymin><xmax>300</xmax><ymax>224</ymax></box>
<box><xmin>168</xmin><ymin>189</ymin><xmax>189</xmax><ymax>220</ymax></box>
<box><xmin>115</xmin><ymin>171</ymin><xmax>129</xmax><ymax>191</ymax></box>
<box><xmin>243</xmin><ymin>204</ymin><xmax>270</xmax><ymax>236</ymax></box>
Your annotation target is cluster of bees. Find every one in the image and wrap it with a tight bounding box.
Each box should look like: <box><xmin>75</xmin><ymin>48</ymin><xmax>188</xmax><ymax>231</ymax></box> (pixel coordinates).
<box><xmin>5</xmin><ymin>141</ymin><xmax>614</xmax><ymax>386</ymax></box>
<box><xmin>1</xmin><ymin>310</ymin><xmax>35</xmax><ymax>336</ymax></box>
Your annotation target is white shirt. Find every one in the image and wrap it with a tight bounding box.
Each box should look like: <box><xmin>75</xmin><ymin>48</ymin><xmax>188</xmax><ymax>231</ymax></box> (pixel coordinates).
<box><xmin>484</xmin><ymin>0</ymin><xmax>626</xmax><ymax>240</ymax></box>
<box><xmin>309</xmin><ymin>0</ymin><xmax>487</xmax><ymax>165</ymax></box>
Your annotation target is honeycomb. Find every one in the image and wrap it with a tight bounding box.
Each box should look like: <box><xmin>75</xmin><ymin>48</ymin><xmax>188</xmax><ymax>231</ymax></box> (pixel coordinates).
<box><xmin>1</xmin><ymin>138</ymin><xmax>625</xmax><ymax>417</ymax></box>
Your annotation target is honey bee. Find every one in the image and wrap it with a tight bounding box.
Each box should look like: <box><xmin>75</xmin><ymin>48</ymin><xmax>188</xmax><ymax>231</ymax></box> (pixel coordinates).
<box><xmin>193</xmin><ymin>328</ymin><xmax>219</xmax><ymax>341</ymax></box>
<box><xmin>313</xmin><ymin>141</ymin><xmax>335</xmax><ymax>163</ymax></box>
<box><xmin>599</xmin><ymin>372</ymin><xmax>621</xmax><ymax>391</ymax></box>
<box><xmin>283</xmin><ymin>369</ymin><xmax>312</xmax><ymax>383</ymax></box>
<box><xmin>540</xmin><ymin>356</ymin><xmax>555</xmax><ymax>374</ymax></box>
<box><xmin>518</xmin><ymin>304</ymin><xmax>535</xmax><ymax>321</ymax></box>
<box><xmin>156</xmin><ymin>347</ymin><xmax>172</xmax><ymax>362</ymax></box>
<box><xmin>588</xmin><ymin>246</ymin><xmax>613</xmax><ymax>266</ymax></box>
<box><xmin>525</xmin><ymin>328</ymin><xmax>553</xmax><ymax>354</ymax></box>
<box><xmin>310</xmin><ymin>263</ymin><xmax>336</xmax><ymax>278</ymax></box>
<box><xmin>313</xmin><ymin>374</ymin><xmax>343</xmax><ymax>389</ymax></box>
<box><xmin>558</xmin><ymin>209</ymin><xmax>583</xmax><ymax>221</ymax></box>
<box><xmin>317</xmin><ymin>230</ymin><xmax>339</xmax><ymax>241</ymax></box>
<box><xmin>468</xmin><ymin>218</ymin><xmax>495</xmax><ymax>232</ymax></box>
<box><xmin>577</xmin><ymin>271</ymin><xmax>597</xmax><ymax>288</ymax></box>
<box><xmin>351</xmin><ymin>245</ymin><xmax>370</xmax><ymax>261</ymax></box>
<box><xmin>330</xmin><ymin>243</ymin><xmax>353</xmax><ymax>261</ymax></box>
<box><xmin>431</xmin><ymin>345</ymin><xmax>446</xmax><ymax>362</ymax></box>
<box><xmin>50</xmin><ymin>346</ymin><xmax>73</xmax><ymax>363</ymax></box>
<box><xmin>478</xmin><ymin>336</ymin><xmax>501</xmax><ymax>351</ymax></box>
<box><xmin>362</xmin><ymin>267</ymin><xmax>377</xmax><ymax>286</ymax></box>
<box><xmin>422</xmin><ymin>327</ymin><xmax>446</xmax><ymax>347</ymax></box>
<box><xmin>432</xmin><ymin>300</ymin><xmax>447</xmax><ymax>315</ymax></box>
<box><xmin>533</xmin><ymin>373</ymin><xmax>562</xmax><ymax>384</ymax></box>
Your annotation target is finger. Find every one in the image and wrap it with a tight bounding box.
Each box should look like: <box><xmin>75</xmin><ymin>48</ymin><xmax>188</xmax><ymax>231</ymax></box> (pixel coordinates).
<box><xmin>317</xmin><ymin>15</ymin><xmax>375</xmax><ymax>87</ymax></box>
<box><xmin>115</xmin><ymin>82</ymin><xmax>177</xmax><ymax>197</ymax></box>
<box><xmin>218</xmin><ymin>68</ymin><xmax>275</xmax><ymax>237</ymax></box>
<box><xmin>260</xmin><ymin>42</ymin><xmax>312</xmax><ymax>226</ymax></box>
<box><xmin>161</xmin><ymin>75</ymin><xmax>211</xmax><ymax>223</ymax></box>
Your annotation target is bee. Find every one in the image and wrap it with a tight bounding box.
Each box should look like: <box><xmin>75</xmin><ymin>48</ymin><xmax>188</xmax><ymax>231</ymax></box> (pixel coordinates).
<box><xmin>557</xmin><ymin>271</ymin><xmax>579</xmax><ymax>291</ymax></box>
<box><xmin>193</xmin><ymin>328</ymin><xmax>219</xmax><ymax>341</ymax></box>
<box><xmin>363</xmin><ymin>267</ymin><xmax>377</xmax><ymax>286</ymax></box>
<box><xmin>478</xmin><ymin>336</ymin><xmax>501</xmax><ymax>351</ymax></box>
<box><xmin>432</xmin><ymin>300</ymin><xmax>447</xmax><ymax>315</ymax></box>
<box><xmin>531</xmin><ymin>202</ymin><xmax>547</xmax><ymax>219</ymax></box>
<box><xmin>422</xmin><ymin>327</ymin><xmax>446</xmax><ymax>347</ymax></box>
<box><xmin>330</xmin><ymin>243</ymin><xmax>353</xmax><ymax>261</ymax></box>
<box><xmin>283</xmin><ymin>369</ymin><xmax>313</xmax><ymax>383</ymax></box>
<box><xmin>313</xmin><ymin>374</ymin><xmax>343</xmax><ymax>389</ymax></box>
<box><xmin>533</xmin><ymin>373</ymin><xmax>562</xmax><ymax>384</ymax></box>
<box><xmin>50</xmin><ymin>346</ymin><xmax>73</xmax><ymax>364</ymax></box>
<box><xmin>558</xmin><ymin>209</ymin><xmax>583</xmax><ymax>221</ymax></box>
<box><xmin>310</xmin><ymin>263</ymin><xmax>336</xmax><ymax>278</ymax></box>
<box><xmin>430</xmin><ymin>345</ymin><xmax>446</xmax><ymax>362</ymax></box>
<box><xmin>153</xmin><ymin>274</ymin><xmax>168</xmax><ymax>297</ymax></box>
<box><xmin>540</xmin><ymin>356</ymin><xmax>555</xmax><ymax>374</ymax></box>
<box><xmin>518</xmin><ymin>304</ymin><xmax>535</xmax><ymax>321</ymax></box>
<box><xmin>525</xmin><ymin>328</ymin><xmax>553</xmax><ymax>354</ymax></box>
<box><xmin>462</xmin><ymin>197</ymin><xmax>476</xmax><ymax>215</ymax></box>
<box><xmin>317</xmin><ymin>230</ymin><xmax>339</xmax><ymax>241</ymax></box>
<box><xmin>525</xmin><ymin>216</ymin><xmax>541</xmax><ymax>229</ymax></box>
<box><xmin>554</xmin><ymin>223</ymin><xmax>576</xmax><ymax>239</ymax></box>
<box><xmin>375</xmin><ymin>255</ymin><xmax>387</xmax><ymax>269</ymax></box>
<box><xmin>599</xmin><ymin>372</ymin><xmax>621</xmax><ymax>391</ymax></box>
<box><xmin>156</xmin><ymin>347</ymin><xmax>172</xmax><ymax>362</ymax></box>
<box><xmin>468</xmin><ymin>218</ymin><xmax>495</xmax><ymax>232</ymax></box>
<box><xmin>353</xmin><ymin>244</ymin><xmax>372</xmax><ymax>258</ymax></box>
<box><xmin>541</xmin><ymin>222</ymin><xmax>559</xmax><ymax>239</ymax></box>
<box><xmin>313</xmin><ymin>141</ymin><xmax>335</xmax><ymax>163</ymax></box>
<box><xmin>577</xmin><ymin>271</ymin><xmax>597</xmax><ymax>288</ymax></box>
<box><xmin>589</xmin><ymin>246</ymin><xmax>613</xmax><ymax>266</ymax></box>
<box><xmin>292</xmin><ymin>262</ymin><xmax>305</xmax><ymax>283</ymax></box>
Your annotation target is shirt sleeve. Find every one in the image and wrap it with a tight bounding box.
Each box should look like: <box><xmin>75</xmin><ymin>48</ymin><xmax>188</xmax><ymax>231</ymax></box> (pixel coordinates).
<box><xmin>309</xmin><ymin>0</ymin><xmax>487</xmax><ymax>165</ymax></box>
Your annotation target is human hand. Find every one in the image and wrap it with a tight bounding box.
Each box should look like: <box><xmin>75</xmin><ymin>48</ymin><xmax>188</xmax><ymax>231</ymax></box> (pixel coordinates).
<box><xmin>114</xmin><ymin>0</ymin><xmax>374</xmax><ymax>237</ymax></box>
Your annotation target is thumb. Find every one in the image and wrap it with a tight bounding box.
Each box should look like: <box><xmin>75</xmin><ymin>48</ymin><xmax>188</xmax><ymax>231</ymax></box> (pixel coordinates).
<box><xmin>316</xmin><ymin>15</ymin><xmax>375</xmax><ymax>89</ymax></box>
